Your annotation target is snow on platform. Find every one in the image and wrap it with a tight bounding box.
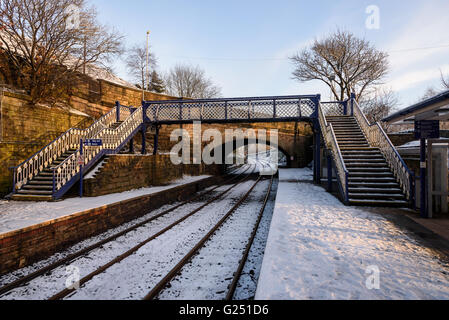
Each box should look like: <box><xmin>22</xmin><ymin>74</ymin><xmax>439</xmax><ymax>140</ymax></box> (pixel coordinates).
<box><xmin>255</xmin><ymin>168</ymin><xmax>449</xmax><ymax>300</ymax></box>
<box><xmin>0</xmin><ymin>175</ymin><xmax>210</xmax><ymax>235</ymax></box>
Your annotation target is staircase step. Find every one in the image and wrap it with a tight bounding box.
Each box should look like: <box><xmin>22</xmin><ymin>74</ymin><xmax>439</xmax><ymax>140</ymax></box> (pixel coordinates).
<box><xmin>349</xmin><ymin>177</ymin><xmax>397</xmax><ymax>183</ymax></box>
<box><xmin>349</xmin><ymin>172</ymin><xmax>394</xmax><ymax>177</ymax></box>
<box><xmin>347</xmin><ymin>167</ymin><xmax>391</xmax><ymax>172</ymax></box>
<box><xmin>349</xmin><ymin>193</ymin><xmax>406</xmax><ymax>200</ymax></box>
<box><xmin>349</xmin><ymin>182</ymin><xmax>400</xmax><ymax>188</ymax></box>
<box><xmin>10</xmin><ymin>194</ymin><xmax>53</xmax><ymax>202</ymax></box>
<box><xmin>346</xmin><ymin>163</ymin><xmax>389</xmax><ymax>168</ymax></box>
<box><xmin>17</xmin><ymin>189</ymin><xmax>53</xmax><ymax>195</ymax></box>
<box><xmin>349</xmin><ymin>187</ymin><xmax>403</xmax><ymax>194</ymax></box>
<box><xmin>348</xmin><ymin>199</ymin><xmax>409</xmax><ymax>207</ymax></box>
<box><xmin>22</xmin><ymin>185</ymin><xmax>53</xmax><ymax>190</ymax></box>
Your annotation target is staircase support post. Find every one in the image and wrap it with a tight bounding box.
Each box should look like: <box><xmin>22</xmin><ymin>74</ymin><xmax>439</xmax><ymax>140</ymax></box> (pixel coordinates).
<box><xmin>327</xmin><ymin>153</ymin><xmax>332</xmax><ymax>192</ymax></box>
<box><xmin>153</xmin><ymin>125</ymin><xmax>159</xmax><ymax>155</ymax></box>
<box><xmin>313</xmin><ymin>120</ymin><xmax>321</xmax><ymax>184</ymax></box>
<box><xmin>141</xmin><ymin>124</ymin><xmax>147</xmax><ymax>155</ymax></box>
<box><xmin>420</xmin><ymin>138</ymin><xmax>427</xmax><ymax>218</ymax></box>
<box><xmin>129</xmin><ymin>137</ymin><xmax>134</xmax><ymax>154</ymax></box>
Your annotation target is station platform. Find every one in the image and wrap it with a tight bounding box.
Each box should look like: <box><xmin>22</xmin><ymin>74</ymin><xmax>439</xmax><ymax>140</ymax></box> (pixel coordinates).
<box><xmin>0</xmin><ymin>175</ymin><xmax>211</xmax><ymax>235</ymax></box>
<box><xmin>255</xmin><ymin>168</ymin><xmax>449</xmax><ymax>300</ymax></box>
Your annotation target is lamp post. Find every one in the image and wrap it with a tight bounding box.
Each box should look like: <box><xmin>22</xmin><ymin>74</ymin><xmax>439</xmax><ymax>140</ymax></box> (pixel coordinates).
<box><xmin>144</xmin><ymin>30</ymin><xmax>150</xmax><ymax>101</ymax></box>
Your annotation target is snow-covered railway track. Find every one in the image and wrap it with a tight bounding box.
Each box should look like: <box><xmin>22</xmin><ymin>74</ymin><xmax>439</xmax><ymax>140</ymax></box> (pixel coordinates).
<box><xmin>144</xmin><ymin>173</ymin><xmax>274</xmax><ymax>300</ymax></box>
<box><xmin>0</xmin><ymin>166</ymin><xmax>252</xmax><ymax>299</ymax></box>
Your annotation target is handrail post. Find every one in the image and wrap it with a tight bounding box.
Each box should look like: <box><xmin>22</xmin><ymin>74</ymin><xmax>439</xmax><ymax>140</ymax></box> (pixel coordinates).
<box><xmin>327</xmin><ymin>153</ymin><xmax>332</xmax><ymax>192</ymax></box>
<box><xmin>12</xmin><ymin>168</ymin><xmax>16</xmax><ymax>194</ymax></box>
<box><xmin>115</xmin><ymin>101</ymin><xmax>120</xmax><ymax>122</ymax></box>
<box><xmin>343</xmin><ymin>100</ymin><xmax>348</xmax><ymax>116</ymax></box>
<box><xmin>273</xmin><ymin>99</ymin><xmax>276</xmax><ymax>118</ymax></box>
<box><xmin>350</xmin><ymin>93</ymin><xmax>355</xmax><ymax>116</ymax></box>
<box><xmin>52</xmin><ymin>168</ymin><xmax>56</xmax><ymax>195</ymax></box>
<box><xmin>345</xmin><ymin>173</ymin><xmax>349</xmax><ymax>203</ymax></box>
<box><xmin>224</xmin><ymin>101</ymin><xmax>228</xmax><ymax>120</ymax></box>
<box><xmin>79</xmin><ymin>139</ymin><xmax>83</xmax><ymax>198</ymax></box>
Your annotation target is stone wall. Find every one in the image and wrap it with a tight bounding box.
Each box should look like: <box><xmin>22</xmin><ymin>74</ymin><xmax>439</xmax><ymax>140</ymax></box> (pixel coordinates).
<box><xmin>83</xmin><ymin>154</ymin><xmax>223</xmax><ymax>197</ymax></box>
<box><xmin>0</xmin><ymin>79</ymin><xmax>180</xmax><ymax>196</ymax></box>
<box><xmin>0</xmin><ymin>90</ymin><xmax>91</xmax><ymax>196</ymax></box>
<box><xmin>0</xmin><ymin>175</ymin><xmax>224</xmax><ymax>275</ymax></box>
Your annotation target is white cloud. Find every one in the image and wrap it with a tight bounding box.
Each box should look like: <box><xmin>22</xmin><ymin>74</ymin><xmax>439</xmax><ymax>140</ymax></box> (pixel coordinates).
<box><xmin>385</xmin><ymin>64</ymin><xmax>449</xmax><ymax>92</ymax></box>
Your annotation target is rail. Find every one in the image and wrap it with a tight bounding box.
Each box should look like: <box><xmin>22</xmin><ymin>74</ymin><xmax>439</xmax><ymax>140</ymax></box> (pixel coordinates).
<box><xmin>144</xmin><ymin>95</ymin><xmax>319</xmax><ymax>123</ymax></box>
<box><xmin>352</xmin><ymin>98</ymin><xmax>415</xmax><ymax>204</ymax></box>
<box><xmin>318</xmin><ymin>101</ymin><xmax>349</xmax><ymax>202</ymax></box>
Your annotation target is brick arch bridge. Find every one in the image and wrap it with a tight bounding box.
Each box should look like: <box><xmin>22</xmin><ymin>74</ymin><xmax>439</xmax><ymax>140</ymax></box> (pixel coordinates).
<box><xmin>143</xmin><ymin>121</ymin><xmax>314</xmax><ymax>168</ymax></box>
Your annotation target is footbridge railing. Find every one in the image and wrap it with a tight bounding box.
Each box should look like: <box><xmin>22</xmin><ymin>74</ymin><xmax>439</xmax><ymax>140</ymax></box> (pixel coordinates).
<box><xmin>12</xmin><ymin>103</ymin><xmax>135</xmax><ymax>195</ymax></box>
<box><xmin>318</xmin><ymin>101</ymin><xmax>349</xmax><ymax>202</ymax></box>
<box><xmin>144</xmin><ymin>95</ymin><xmax>320</xmax><ymax>124</ymax></box>
<box><xmin>351</xmin><ymin>96</ymin><xmax>415</xmax><ymax>205</ymax></box>
<box><xmin>52</xmin><ymin>106</ymin><xmax>143</xmax><ymax>197</ymax></box>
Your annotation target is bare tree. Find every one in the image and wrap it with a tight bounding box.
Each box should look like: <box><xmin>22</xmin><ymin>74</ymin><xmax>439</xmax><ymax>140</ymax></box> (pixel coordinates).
<box><xmin>422</xmin><ymin>87</ymin><xmax>440</xmax><ymax>100</ymax></box>
<box><xmin>125</xmin><ymin>43</ymin><xmax>157</xmax><ymax>90</ymax></box>
<box><xmin>359</xmin><ymin>88</ymin><xmax>398</xmax><ymax>131</ymax></box>
<box><xmin>290</xmin><ymin>30</ymin><xmax>389</xmax><ymax>101</ymax></box>
<box><xmin>0</xmin><ymin>0</ymin><xmax>124</xmax><ymax>104</ymax></box>
<box><xmin>164</xmin><ymin>64</ymin><xmax>221</xmax><ymax>99</ymax></box>
<box><xmin>441</xmin><ymin>71</ymin><xmax>449</xmax><ymax>90</ymax></box>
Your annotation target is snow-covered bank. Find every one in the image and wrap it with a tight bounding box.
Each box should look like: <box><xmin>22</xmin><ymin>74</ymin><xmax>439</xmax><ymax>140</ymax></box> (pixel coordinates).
<box><xmin>255</xmin><ymin>168</ymin><xmax>449</xmax><ymax>300</ymax></box>
<box><xmin>0</xmin><ymin>175</ymin><xmax>210</xmax><ymax>234</ymax></box>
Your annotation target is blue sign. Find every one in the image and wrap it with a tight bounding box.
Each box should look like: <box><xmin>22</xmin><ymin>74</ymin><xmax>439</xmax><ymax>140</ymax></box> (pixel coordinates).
<box><xmin>84</xmin><ymin>139</ymin><xmax>103</xmax><ymax>146</ymax></box>
<box><xmin>415</xmin><ymin>120</ymin><xmax>440</xmax><ymax>139</ymax></box>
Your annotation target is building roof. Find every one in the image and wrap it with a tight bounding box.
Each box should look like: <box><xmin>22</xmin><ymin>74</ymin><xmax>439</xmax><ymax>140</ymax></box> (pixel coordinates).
<box><xmin>383</xmin><ymin>90</ymin><xmax>449</xmax><ymax>124</ymax></box>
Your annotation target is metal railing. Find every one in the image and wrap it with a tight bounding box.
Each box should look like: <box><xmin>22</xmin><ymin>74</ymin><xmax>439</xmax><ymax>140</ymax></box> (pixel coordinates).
<box><xmin>144</xmin><ymin>95</ymin><xmax>319</xmax><ymax>123</ymax></box>
<box><xmin>13</xmin><ymin>107</ymin><xmax>120</xmax><ymax>192</ymax></box>
<box><xmin>318</xmin><ymin>101</ymin><xmax>349</xmax><ymax>202</ymax></box>
<box><xmin>52</xmin><ymin>107</ymin><xmax>144</xmax><ymax>194</ymax></box>
<box><xmin>352</xmin><ymin>98</ymin><xmax>415</xmax><ymax>204</ymax></box>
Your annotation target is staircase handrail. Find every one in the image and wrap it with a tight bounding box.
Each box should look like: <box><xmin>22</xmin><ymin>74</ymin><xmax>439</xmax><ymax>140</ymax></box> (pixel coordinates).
<box><xmin>52</xmin><ymin>107</ymin><xmax>144</xmax><ymax>193</ymax></box>
<box><xmin>12</xmin><ymin>107</ymin><xmax>119</xmax><ymax>191</ymax></box>
<box><xmin>318</xmin><ymin>102</ymin><xmax>349</xmax><ymax>202</ymax></box>
<box><xmin>352</xmin><ymin>98</ymin><xmax>415</xmax><ymax>203</ymax></box>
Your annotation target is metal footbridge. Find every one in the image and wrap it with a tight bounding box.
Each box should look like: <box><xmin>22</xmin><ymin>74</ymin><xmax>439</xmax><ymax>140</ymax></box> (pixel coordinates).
<box><xmin>10</xmin><ymin>94</ymin><xmax>415</xmax><ymax>207</ymax></box>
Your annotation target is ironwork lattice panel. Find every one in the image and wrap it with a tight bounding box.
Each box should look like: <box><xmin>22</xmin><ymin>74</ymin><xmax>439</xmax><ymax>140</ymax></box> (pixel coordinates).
<box><xmin>251</xmin><ymin>100</ymin><xmax>274</xmax><ymax>119</ymax></box>
<box><xmin>321</xmin><ymin>102</ymin><xmax>344</xmax><ymax>116</ymax></box>
<box><xmin>275</xmin><ymin>99</ymin><xmax>300</xmax><ymax>118</ymax></box>
<box><xmin>301</xmin><ymin>99</ymin><xmax>316</xmax><ymax>117</ymax></box>
<box><xmin>202</xmin><ymin>102</ymin><xmax>226</xmax><ymax>120</ymax></box>
<box><xmin>229</xmin><ymin>101</ymin><xmax>250</xmax><ymax>119</ymax></box>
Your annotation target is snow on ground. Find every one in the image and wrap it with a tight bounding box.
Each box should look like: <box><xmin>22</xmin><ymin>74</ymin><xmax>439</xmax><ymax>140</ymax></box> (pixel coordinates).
<box><xmin>0</xmin><ymin>175</ymin><xmax>210</xmax><ymax>235</ymax></box>
<box><xmin>255</xmin><ymin>168</ymin><xmax>449</xmax><ymax>300</ymax></box>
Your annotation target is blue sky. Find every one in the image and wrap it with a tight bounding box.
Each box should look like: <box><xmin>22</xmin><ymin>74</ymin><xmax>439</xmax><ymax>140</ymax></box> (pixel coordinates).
<box><xmin>90</xmin><ymin>0</ymin><xmax>449</xmax><ymax>109</ymax></box>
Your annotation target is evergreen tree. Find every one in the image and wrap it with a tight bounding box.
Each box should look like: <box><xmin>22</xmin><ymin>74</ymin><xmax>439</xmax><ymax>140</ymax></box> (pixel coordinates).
<box><xmin>149</xmin><ymin>71</ymin><xmax>166</xmax><ymax>93</ymax></box>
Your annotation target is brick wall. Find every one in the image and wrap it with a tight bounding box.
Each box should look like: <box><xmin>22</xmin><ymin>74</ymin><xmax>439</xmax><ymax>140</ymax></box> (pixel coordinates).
<box><xmin>0</xmin><ymin>175</ymin><xmax>224</xmax><ymax>275</ymax></box>
<box><xmin>83</xmin><ymin>154</ymin><xmax>224</xmax><ymax>197</ymax></box>
<box><xmin>145</xmin><ymin>122</ymin><xmax>314</xmax><ymax>168</ymax></box>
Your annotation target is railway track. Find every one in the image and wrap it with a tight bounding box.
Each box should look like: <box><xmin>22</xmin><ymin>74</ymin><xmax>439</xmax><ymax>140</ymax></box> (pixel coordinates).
<box><xmin>47</xmin><ymin>166</ymin><xmax>257</xmax><ymax>300</ymax></box>
<box><xmin>143</xmin><ymin>171</ymin><xmax>275</xmax><ymax>300</ymax></box>
<box><xmin>0</xmin><ymin>165</ymin><xmax>251</xmax><ymax>298</ymax></box>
